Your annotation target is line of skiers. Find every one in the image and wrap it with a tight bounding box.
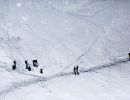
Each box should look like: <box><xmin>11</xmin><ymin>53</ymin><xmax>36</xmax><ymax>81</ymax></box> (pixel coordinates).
<box><xmin>11</xmin><ymin>53</ymin><xmax>130</xmax><ymax>76</ymax></box>
<box><xmin>12</xmin><ymin>60</ymin><xmax>43</xmax><ymax>74</ymax></box>
<box><xmin>12</xmin><ymin>60</ymin><xmax>79</xmax><ymax>75</ymax></box>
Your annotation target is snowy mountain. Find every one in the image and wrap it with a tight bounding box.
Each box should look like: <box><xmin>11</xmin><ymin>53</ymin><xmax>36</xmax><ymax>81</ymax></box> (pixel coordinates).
<box><xmin>0</xmin><ymin>0</ymin><xmax>130</xmax><ymax>100</ymax></box>
<box><xmin>0</xmin><ymin>0</ymin><xmax>130</xmax><ymax>73</ymax></box>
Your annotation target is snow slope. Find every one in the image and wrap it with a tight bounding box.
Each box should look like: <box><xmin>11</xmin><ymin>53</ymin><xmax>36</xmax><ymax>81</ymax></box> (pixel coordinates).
<box><xmin>0</xmin><ymin>0</ymin><xmax>130</xmax><ymax>75</ymax></box>
<box><xmin>0</xmin><ymin>0</ymin><xmax>130</xmax><ymax>100</ymax></box>
<box><xmin>3</xmin><ymin>61</ymin><xmax>130</xmax><ymax>100</ymax></box>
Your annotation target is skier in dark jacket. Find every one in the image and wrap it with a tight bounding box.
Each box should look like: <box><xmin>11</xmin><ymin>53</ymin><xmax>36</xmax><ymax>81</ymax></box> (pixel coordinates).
<box><xmin>25</xmin><ymin>60</ymin><xmax>31</xmax><ymax>71</ymax></box>
<box><xmin>73</xmin><ymin>66</ymin><xmax>76</xmax><ymax>75</ymax></box>
<box><xmin>76</xmin><ymin>65</ymin><xmax>79</xmax><ymax>75</ymax></box>
<box><xmin>13</xmin><ymin>60</ymin><xmax>16</xmax><ymax>66</ymax></box>
<box><xmin>33</xmin><ymin>60</ymin><xmax>39</xmax><ymax>67</ymax></box>
<box><xmin>25</xmin><ymin>60</ymin><xmax>28</xmax><ymax>69</ymax></box>
<box><xmin>28</xmin><ymin>66</ymin><xmax>31</xmax><ymax>71</ymax></box>
<box><xmin>12</xmin><ymin>60</ymin><xmax>16</xmax><ymax>70</ymax></box>
<box><xmin>40</xmin><ymin>69</ymin><xmax>43</xmax><ymax>74</ymax></box>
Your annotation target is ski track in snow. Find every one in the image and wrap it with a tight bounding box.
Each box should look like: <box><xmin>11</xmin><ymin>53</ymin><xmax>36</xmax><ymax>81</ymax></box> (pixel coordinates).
<box><xmin>0</xmin><ymin>57</ymin><xmax>129</xmax><ymax>99</ymax></box>
<box><xmin>60</xmin><ymin>11</ymin><xmax>106</xmax><ymax>72</ymax></box>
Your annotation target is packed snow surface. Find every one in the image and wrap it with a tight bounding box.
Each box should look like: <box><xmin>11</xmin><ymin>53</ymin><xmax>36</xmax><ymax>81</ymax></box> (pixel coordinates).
<box><xmin>2</xmin><ymin>62</ymin><xmax>130</xmax><ymax>100</ymax></box>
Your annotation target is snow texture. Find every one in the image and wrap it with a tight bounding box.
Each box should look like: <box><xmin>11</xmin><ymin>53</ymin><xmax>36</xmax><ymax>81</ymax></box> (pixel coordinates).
<box><xmin>0</xmin><ymin>0</ymin><xmax>130</xmax><ymax>100</ymax></box>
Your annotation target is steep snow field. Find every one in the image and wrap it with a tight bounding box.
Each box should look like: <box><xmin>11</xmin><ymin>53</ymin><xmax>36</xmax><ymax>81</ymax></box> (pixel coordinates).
<box><xmin>0</xmin><ymin>0</ymin><xmax>130</xmax><ymax>75</ymax></box>
<box><xmin>3</xmin><ymin>62</ymin><xmax>130</xmax><ymax>100</ymax></box>
<box><xmin>0</xmin><ymin>0</ymin><xmax>130</xmax><ymax>100</ymax></box>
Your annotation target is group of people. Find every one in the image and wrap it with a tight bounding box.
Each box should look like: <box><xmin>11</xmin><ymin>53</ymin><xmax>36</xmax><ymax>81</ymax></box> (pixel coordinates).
<box><xmin>11</xmin><ymin>53</ymin><xmax>130</xmax><ymax>76</ymax></box>
<box><xmin>25</xmin><ymin>60</ymin><xmax>39</xmax><ymax>71</ymax></box>
<box><xmin>12</xmin><ymin>60</ymin><xmax>43</xmax><ymax>74</ymax></box>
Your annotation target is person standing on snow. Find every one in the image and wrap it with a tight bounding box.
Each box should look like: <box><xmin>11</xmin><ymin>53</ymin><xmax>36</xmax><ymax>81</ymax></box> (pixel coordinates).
<box><xmin>76</xmin><ymin>65</ymin><xmax>79</xmax><ymax>75</ymax></box>
<box><xmin>12</xmin><ymin>60</ymin><xmax>16</xmax><ymax>70</ymax></box>
<box><xmin>25</xmin><ymin>60</ymin><xmax>31</xmax><ymax>71</ymax></box>
<box><xmin>25</xmin><ymin>60</ymin><xmax>28</xmax><ymax>69</ymax></box>
<box><xmin>40</xmin><ymin>68</ymin><xmax>43</xmax><ymax>74</ymax></box>
<box><xmin>28</xmin><ymin>66</ymin><xmax>31</xmax><ymax>71</ymax></box>
<box><xmin>73</xmin><ymin>66</ymin><xmax>76</xmax><ymax>75</ymax></box>
<box><xmin>33</xmin><ymin>60</ymin><xmax>39</xmax><ymax>67</ymax></box>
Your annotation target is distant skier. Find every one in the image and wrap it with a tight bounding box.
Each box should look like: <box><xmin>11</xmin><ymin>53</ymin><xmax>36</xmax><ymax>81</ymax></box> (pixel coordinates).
<box><xmin>13</xmin><ymin>60</ymin><xmax>16</xmax><ymax>65</ymax></box>
<box><xmin>73</xmin><ymin>66</ymin><xmax>76</xmax><ymax>75</ymax></box>
<box><xmin>12</xmin><ymin>60</ymin><xmax>16</xmax><ymax>70</ymax></box>
<box><xmin>76</xmin><ymin>65</ymin><xmax>79</xmax><ymax>75</ymax></box>
<box><xmin>25</xmin><ymin>60</ymin><xmax>28</xmax><ymax>69</ymax></box>
<box><xmin>28</xmin><ymin>66</ymin><xmax>31</xmax><ymax>71</ymax></box>
<box><xmin>40</xmin><ymin>68</ymin><xmax>43</xmax><ymax>74</ymax></box>
<box><xmin>129</xmin><ymin>53</ymin><xmax>130</xmax><ymax>61</ymax></box>
<box><xmin>73</xmin><ymin>65</ymin><xmax>79</xmax><ymax>75</ymax></box>
<box><xmin>25</xmin><ymin>60</ymin><xmax>31</xmax><ymax>71</ymax></box>
<box><xmin>33</xmin><ymin>60</ymin><xmax>39</xmax><ymax>67</ymax></box>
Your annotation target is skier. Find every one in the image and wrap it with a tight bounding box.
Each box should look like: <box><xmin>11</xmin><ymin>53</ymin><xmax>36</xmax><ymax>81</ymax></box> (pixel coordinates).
<box><xmin>12</xmin><ymin>60</ymin><xmax>16</xmax><ymax>70</ymax></box>
<box><xmin>129</xmin><ymin>53</ymin><xmax>130</xmax><ymax>61</ymax></box>
<box><xmin>25</xmin><ymin>60</ymin><xmax>28</xmax><ymax>69</ymax></box>
<box><xmin>76</xmin><ymin>65</ymin><xmax>79</xmax><ymax>75</ymax></box>
<box><xmin>73</xmin><ymin>66</ymin><xmax>76</xmax><ymax>75</ymax></box>
<box><xmin>25</xmin><ymin>60</ymin><xmax>31</xmax><ymax>71</ymax></box>
<box><xmin>28</xmin><ymin>66</ymin><xmax>31</xmax><ymax>71</ymax></box>
<box><xmin>33</xmin><ymin>60</ymin><xmax>39</xmax><ymax>67</ymax></box>
<box><xmin>13</xmin><ymin>60</ymin><xmax>16</xmax><ymax>66</ymax></box>
<box><xmin>40</xmin><ymin>68</ymin><xmax>43</xmax><ymax>74</ymax></box>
